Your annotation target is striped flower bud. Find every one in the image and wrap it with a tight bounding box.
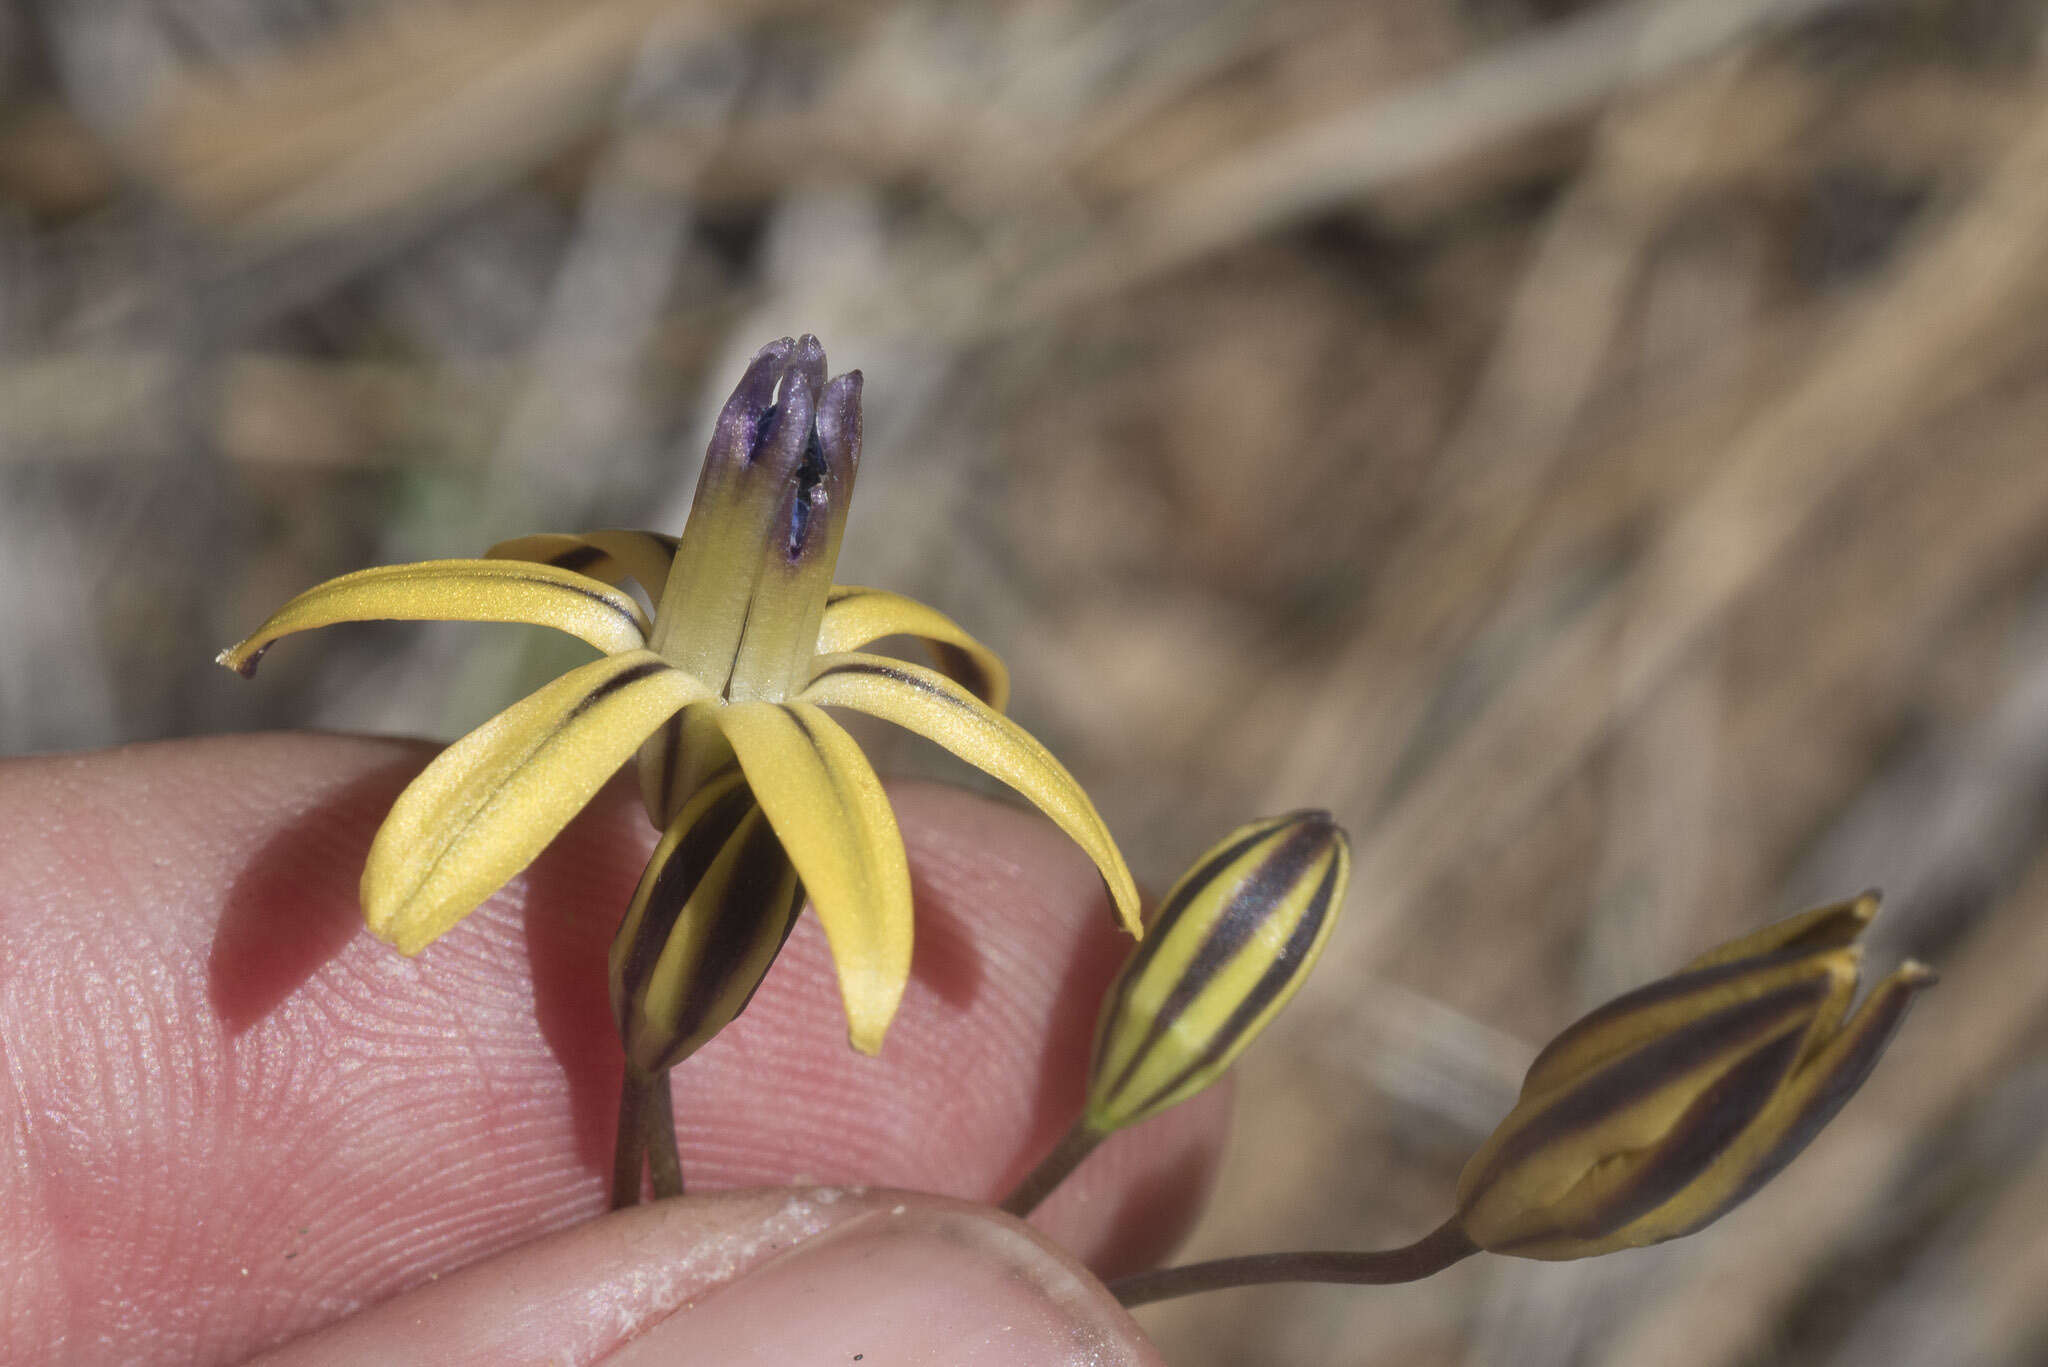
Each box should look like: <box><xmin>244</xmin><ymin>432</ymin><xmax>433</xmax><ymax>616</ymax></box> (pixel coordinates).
<box><xmin>610</xmin><ymin>768</ymin><xmax>806</xmax><ymax>1075</ymax></box>
<box><xmin>1086</xmin><ymin>811</ymin><xmax>1349</xmax><ymax>1134</ymax></box>
<box><xmin>1455</xmin><ymin>892</ymin><xmax>1934</xmax><ymax>1260</ymax></box>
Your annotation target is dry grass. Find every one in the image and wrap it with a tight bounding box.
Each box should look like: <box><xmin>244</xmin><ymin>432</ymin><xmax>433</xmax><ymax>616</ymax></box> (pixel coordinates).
<box><xmin>5</xmin><ymin>1</ymin><xmax>2047</xmax><ymax>1362</ymax></box>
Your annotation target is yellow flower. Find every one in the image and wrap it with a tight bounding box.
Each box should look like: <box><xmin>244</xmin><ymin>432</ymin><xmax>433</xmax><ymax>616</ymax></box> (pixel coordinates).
<box><xmin>1454</xmin><ymin>892</ymin><xmax>1934</xmax><ymax>1259</ymax></box>
<box><xmin>220</xmin><ymin>335</ymin><xmax>1140</xmax><ymax>1054</ymax></box>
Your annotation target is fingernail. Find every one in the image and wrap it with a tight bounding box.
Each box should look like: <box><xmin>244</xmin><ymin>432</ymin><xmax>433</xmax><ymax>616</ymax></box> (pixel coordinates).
<box><xmin>605</xmin><ymin>1202</ymin><xmax>1163</xmax><ymax>1366</ymax></box>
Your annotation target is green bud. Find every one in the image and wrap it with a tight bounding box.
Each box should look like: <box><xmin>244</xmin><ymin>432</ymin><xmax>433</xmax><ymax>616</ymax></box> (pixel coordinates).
<box><xmin>1455</xmin><ymin>892</ymin><xmax>1934</xmax><ymax>1260</ymax></box>
<box><xmin>610</xmin><ymin>767</ymin><xmax>806</xmax><ymax>1075</ymax></box>
<box><xmin>1086</xmin><ymin>811</ymin><xmax>1349</xmax><ymax>1133</ymax></box>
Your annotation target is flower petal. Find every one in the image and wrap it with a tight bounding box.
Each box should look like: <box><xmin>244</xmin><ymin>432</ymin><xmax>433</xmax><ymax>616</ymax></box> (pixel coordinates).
<box><xmin>1627</xmin><ymin>960</ymin><xmax>1935</xmax><ymax>1248</ymax></box>
<box><xmin>799</xmin><ymin>652</ymin><xmax>1140</xmax><ymax>938</ymax></box>
<box><xmin>817</xmin><ymin>586</ymin><xmax>1011</xmax><ymax>711</ymax></box>
<box><xmin>635</xmin><ymin>707</ymin><xmax>735</xmax><ymax>829</ymax></box>
<box><xmin>1515</xmin><ymin>940</ymin><xmax>1861</xmax><ymax>1104</ymax></box>
<box><xmin>1680</xmin><ymin>890</ymin><xmax>1878</xmax><ymax>971</ymax></box>
<box><xmin>485</xmin><ymin>530</ymin><xmax>678</xmax><ymax>603</ymax></box>
<box><xmin>715</xmin><ymin>701</ymin><xmax>912</xmax><ymax>1055</ymax></box>
<box><xmin>610</xmin><ymin>767</ymin><xmax>805</xmax><ymax>1075</ymax></box>
<box><xmin>217</xmin><ymin>559</ymin><xmax>649</xmax><ymax>676</ymax></box>
<box><xmin>1459</xmin><ymin>979</ymin><xmax>1826</xmax><ymax>1255</ymax></box>
<box><xmin>363</xmin><ymin>649</ymin><xmax>712</xmax><ymax>955</ymax></box>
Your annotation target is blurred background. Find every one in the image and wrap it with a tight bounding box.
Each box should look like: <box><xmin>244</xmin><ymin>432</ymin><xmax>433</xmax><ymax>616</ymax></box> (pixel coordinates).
<box><xmin>5</xmin><ymin>0</ymin><xmax>2047</xmax><ymax>1362</ymax></box>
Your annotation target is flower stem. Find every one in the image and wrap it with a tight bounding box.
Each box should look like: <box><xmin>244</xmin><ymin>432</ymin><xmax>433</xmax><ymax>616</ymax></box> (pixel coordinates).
<box><xmin>644</xmin><ymin>1068</ymin><xmax>684</xmax><ymax>1200</ymax></box>
<box><xmin>1000</xmin><ymin>1118</ymin><xmax>1104</xmax><ymax>1217</ymax></box>
<box><xmin>1108</xmin><ymin>1220</ymin><xmax>1477</xmax><ymax>1308</ymax></box>
<box><xmin>610</xmin><ymin>1067</ymin><xmax>653</xmax><ymax>1211</ymax></box>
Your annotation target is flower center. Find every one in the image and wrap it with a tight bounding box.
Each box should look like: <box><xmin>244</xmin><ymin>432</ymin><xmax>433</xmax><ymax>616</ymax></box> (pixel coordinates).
<box><xmin>650</xmin><ymin>337</ymin><xmax>862</xmax><ymax>705</ymax></box>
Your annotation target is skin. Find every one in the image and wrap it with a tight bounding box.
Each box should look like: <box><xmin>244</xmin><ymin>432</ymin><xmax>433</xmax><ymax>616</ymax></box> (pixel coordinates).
<box><xmin>0</xmin><ymin>735</ymin><xmax>1229</xmax><ymax>1364</ymax></box>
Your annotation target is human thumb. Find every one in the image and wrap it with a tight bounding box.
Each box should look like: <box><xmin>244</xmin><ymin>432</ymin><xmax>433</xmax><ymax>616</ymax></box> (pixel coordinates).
<box><xmin>252</xmin><ymin>1188</ymin><xmax>1163</xmax><ymax>1366</ymax></box>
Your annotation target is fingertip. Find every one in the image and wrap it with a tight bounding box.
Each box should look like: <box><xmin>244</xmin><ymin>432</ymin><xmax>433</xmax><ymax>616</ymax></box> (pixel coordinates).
<box><xmin>255</xmin><ymin>1191</ymin><xmax>1163</xmax><ymax>1367</ymax></box>
<box><xmin>609</xmin><ymin>1197</ymin><xmax>1164</xmax><ymax>1366</ymax></box>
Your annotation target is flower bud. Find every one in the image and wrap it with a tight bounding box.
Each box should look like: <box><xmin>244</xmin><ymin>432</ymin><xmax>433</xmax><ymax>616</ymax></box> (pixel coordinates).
<box><xmin>1454</xmin><ymin>892</ymin><xmax>1934</xmax><ymax>1260</ymax></box>
<box><xmin>610</xmin><ymin>767</ymin><xmax>806</xmax><ymax>1075</ymax></box>
<box><xmin>1085</xmin><ymin>811</ymin><xmax>1349</xmax><ymax>1133</ymax></box>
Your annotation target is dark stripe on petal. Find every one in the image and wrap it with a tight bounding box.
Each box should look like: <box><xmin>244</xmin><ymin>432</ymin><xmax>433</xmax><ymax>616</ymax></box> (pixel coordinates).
<box><xmin>718</xmin><ymin>880</ymin><xmax>806</xmax><ymax>1027</ymax></box>
<box><xmin>809</xmin><ymin>656</ymin><xmax>950</xmax><ymax>698</ymax></box>
<box><xmin>1469</xmin><ymin>980</ymin><xmax>1825</xmax><ymax>1198</ymax></box>
<box><xmin>1524</xmin><ymin>946</ymin><xmax>1839</xmax><ymax>1091</ymax></box>
<box><xmin>618</xmin><ymin>782</ymin><xmax>757</xmax><ymax>1006</ymax></box>
<box><xmin>816</xmin><ymin>627</ymin><xmax>1004</xmax><ymax>706</ymax></box>
<box><xmin>548</xmin><ymin>544</ymin><xmax>609</xmax><ymax>575</ymax></box>
<box><xmin>667</xmin><ymin>809</ymin><xmax>802</xmax><ymax>1048</ymax></box>
<box><xmin>1101</xmin><ymin>822</ymin><xmax>1327</xmax><ymax>1101</ymax></box>
<box><xmin>778</xmin><ymin>706</ymin><xmax>839</xmax><ymax>796</ymax></box>
<box><xmin>494</xmin><ymin>568</ymin><xmax>644</xmax><ymax>632</ymax></box>
<box><xmin>1575</xmin><ymin>1026</ymin><xmax>1804</xmax><ymax>1238</ymax></box>
<box><xmin>1114</xmin><ymin>845</ymin><xmax>1342</xmax><ymax>1120</ymax></box>
<box><xmin>1669</xmin><ymin>974</ymin><xmax>1925</xmax><ymax>1238</ymax></box>
<box><xmin>784</xmin><ymin>704</ymin><xmax>823</xmax><ymax>750</ymax></box>
<box><xmin>1089</xmin><ymin>818</ymin><xmax>1289</xmax><ymax>1079</ymax></box>
<box><xmin>565</xmin><ymin>658</ymin><xmax>668</xmax><ymax>724</ymax></box>
<box><xmin>655</xmin><ymin>717</ymin><xmax>683</xmax><ymax>825</ymax></box>
<box><xmin>927</xmin><ymin>642</ymin><xmax>996</xmax><ymax>705</ymax></box>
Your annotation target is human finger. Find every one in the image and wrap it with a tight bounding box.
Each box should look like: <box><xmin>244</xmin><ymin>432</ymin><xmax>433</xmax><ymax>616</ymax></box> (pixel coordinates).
<box><xmin>0</xmin><ymin>735</ymin><xmax>1224</xmax><ymax>1362</ymax></box>
<box><xmin>254</xmin><ymin>1189</ymin><xmax>1163</xmax><ymax>1366</ymax></box>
